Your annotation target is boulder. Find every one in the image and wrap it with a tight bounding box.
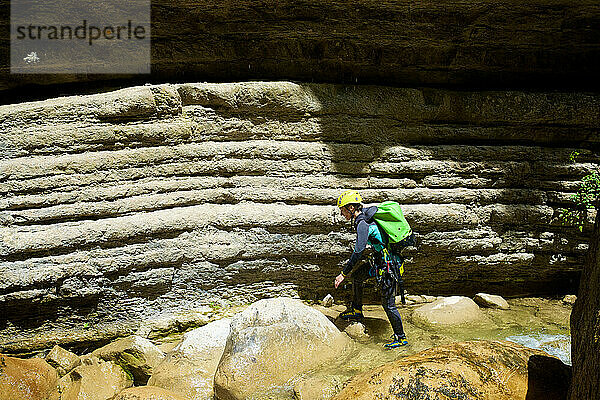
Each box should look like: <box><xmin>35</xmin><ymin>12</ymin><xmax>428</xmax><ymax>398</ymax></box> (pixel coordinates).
<box><xmin>214</xmin><ymin>297</ymin><xmax>349</xmax><ymax>400</ymax></box>
<box><xmin>0</xmin><ymin>354</ymin><xmax>59</xmax><ymax>400</ymax></box>
<box><xmin>333</xmin><ymin>340</ymin><xmax>571</xmax><ymax>400</ymax></box>
<box><xmin>321</xmin><ymin>294</ymin><xmax>334</xmax><ymax>307</ymax></box>
<box><xmin>53</xmin><ymin>356</ymin><xmax>133</xmax><ymax>400</ymax></box>
<box><xmin>92</xmin><ymin>335</ymin><xmax>165</xmax><ymax>385</ymax></box>
<box><xmin>412</xmin><ymin>296</ymin><xmax>485</xmax><ymax>327</ymax></box>
<box><xmin>112</xmin><ymin>386</ymin><xmax>187</xmax><ymax>400</ymax></box>
<box><xmin>562</xmin><ymin>294</ymin><xmax>577</xmax><ymax>305</ymax></box>
<box><xmin>344</xmin><ymin>322</ymin><xmax>369</xmax><ymax>342</ymax></box>
<box><xmin>403</xmin><ymin>294</ymin><xmax>437</xmax><ymax>304</ymax></box>
<box><xmin>45</xmin><ymin>345</ymin><xmax>81</xmax><ymax>377</ymax></box>
<box><xmin>473</xmin><ymin>292</ymin><xmax>510</xmax><ymax>309</ymax></box>
<box><xmin>148</xmin><ymin>318</ymin><xmax>231</xmax><ymax>400</ymax></box>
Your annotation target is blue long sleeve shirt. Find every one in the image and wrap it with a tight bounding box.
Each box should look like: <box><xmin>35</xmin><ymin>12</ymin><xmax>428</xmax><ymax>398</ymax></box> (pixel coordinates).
<box><xmin>342</xmin><ymin>206</ymin><xmax>386</xmax><ymax>276</ymax></box>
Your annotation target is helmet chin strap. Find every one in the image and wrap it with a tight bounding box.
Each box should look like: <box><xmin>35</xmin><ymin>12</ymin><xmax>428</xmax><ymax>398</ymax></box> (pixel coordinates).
<box><xmin>348</xmin><ymin>205</ymin><xmax>361</xmax><ymax>221</ymax></box>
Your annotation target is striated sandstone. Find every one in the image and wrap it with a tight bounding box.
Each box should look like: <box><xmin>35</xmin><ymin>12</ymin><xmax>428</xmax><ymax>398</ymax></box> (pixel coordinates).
<box><xmin>0</xmin><ymin>82</ymin><xmax>597</xmax><ymax>352</ymax></box>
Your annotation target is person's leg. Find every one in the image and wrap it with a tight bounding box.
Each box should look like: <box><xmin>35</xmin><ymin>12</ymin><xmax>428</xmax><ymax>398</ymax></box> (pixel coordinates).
<box><xmin>380</xmin><ymin>276</ymin><xmax>407</xmax><ymax>347</ymax></box>
<box><xmin>351</xmin><ymin>262</ymin><xmax>370</xmax><ymax>311</ymax></box>
<box><xmin>340</xmin><ymin>263</ymin><xmax>370</xmax><ymax>320</ymax></box>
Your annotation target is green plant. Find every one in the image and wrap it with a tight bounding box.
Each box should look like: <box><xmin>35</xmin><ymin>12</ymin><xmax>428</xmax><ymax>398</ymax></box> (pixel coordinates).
<box><xmin>558</xmin><ymin>151</ymin><xmax>600</xmax><ymax>232</ymax></box>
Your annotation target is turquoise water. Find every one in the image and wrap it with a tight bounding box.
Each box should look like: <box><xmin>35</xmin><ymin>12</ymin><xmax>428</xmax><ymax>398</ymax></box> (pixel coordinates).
<box><xmin>506</xmin><ymin>333</ymin><xmax>571</xmax><ymax>365</ymax></box>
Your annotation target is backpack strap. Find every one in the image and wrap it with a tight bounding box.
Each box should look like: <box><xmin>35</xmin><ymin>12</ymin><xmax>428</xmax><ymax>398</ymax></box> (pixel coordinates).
<box><xmin>353</xmin><ymin>212</ymin><xmax>366</xmax><ymax>229</ymax></box>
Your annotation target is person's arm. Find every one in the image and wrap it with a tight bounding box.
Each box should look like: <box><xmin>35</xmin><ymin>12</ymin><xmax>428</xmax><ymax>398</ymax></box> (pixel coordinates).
<box><xmin>335</xmin><ymin>221</ymin><xmax>369</xmax><ymax>288</ymax></box>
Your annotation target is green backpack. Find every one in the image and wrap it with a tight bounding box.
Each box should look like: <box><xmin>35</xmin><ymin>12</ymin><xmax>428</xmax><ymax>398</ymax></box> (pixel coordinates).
<box><xmin>373</xmin><ymin>201</ymin><xmax>412</xmax><ymax>245</ymax></box>
<box><xmin>372</xmin><ymin>201</ymin><xmax>413</xmax><ymax>304</ymax></box>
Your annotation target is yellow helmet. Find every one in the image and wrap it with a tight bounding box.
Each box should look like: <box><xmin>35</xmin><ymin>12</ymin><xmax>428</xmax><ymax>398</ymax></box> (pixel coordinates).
<box><xmin>337</xmin><ymin>190</ymin><xmax>363</xmax><ymax>208</ymax></box>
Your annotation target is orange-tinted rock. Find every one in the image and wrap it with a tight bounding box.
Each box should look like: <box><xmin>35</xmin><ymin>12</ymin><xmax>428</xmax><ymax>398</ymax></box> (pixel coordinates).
<box><xmin>53</xmin><ymin>356</ymin><xmax>133</xmax><ymax>400</ymax></box>
<box><xmin>0</xmin><ymin>354</ymin><xmax>59</xmax><ymax>400</ymax></box>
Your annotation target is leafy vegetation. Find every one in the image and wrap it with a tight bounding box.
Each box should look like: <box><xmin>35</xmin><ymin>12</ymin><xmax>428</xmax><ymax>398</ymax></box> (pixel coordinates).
<box><xmin>557</xmin><ymin>151</ymin><xmax>600</xmax><ymax>232</ymax></box>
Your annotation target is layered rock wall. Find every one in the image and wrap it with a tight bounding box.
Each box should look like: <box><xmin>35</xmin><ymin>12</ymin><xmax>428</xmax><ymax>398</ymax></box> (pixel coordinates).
<box><xmin>1</xmin><ymin>82</ymin><xmax>598</xmax><ymax>351</ymax></box>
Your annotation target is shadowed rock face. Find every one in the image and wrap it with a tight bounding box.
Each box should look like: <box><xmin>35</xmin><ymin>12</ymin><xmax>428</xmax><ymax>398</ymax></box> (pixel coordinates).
<box><xmin>568</xmin><ymin>215</ymin><xmax>600</xmax><ymax>399</ymax></box>
<box><xmin>0</xmin><ymin>81</ymin><xmax>598</xmax><ymax>353</ymax></box>
<box><xmin>1</xmin><ymin>0</ymin><xmax>600</xmax><ymax>100</ymax></box>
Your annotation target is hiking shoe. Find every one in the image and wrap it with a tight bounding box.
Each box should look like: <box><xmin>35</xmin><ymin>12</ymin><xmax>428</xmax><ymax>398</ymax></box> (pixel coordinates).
<box><xmin>339</xmin><ymin>308</ymin><xmax>363</xmax><ymax>321</ymax></box>
<box><xmin>384</xmin><ymin>336</ymin><xmax>408</xmax><ymax>349</ymax></box>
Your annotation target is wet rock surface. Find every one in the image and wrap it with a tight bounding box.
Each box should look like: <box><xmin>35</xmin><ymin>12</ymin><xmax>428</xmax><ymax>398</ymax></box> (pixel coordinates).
<box><xmin>0</xmin><ymin>295</ymin><xmax>576</xmax><ymax>400</ymax></box>
<box><xmin>309</xmin><ymin>295</ymin><xmax>573</xmax><ymax>393</ymax></box>
<box><xmin>332</xmin><ymin>340</ymin><xmax>571</xmax><ymax>400</ymax></box>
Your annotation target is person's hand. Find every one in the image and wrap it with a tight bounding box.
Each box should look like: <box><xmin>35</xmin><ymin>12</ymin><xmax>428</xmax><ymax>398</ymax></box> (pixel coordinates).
<box><xmin>334</xmin><ymin>273</ymin><xmax>345</xmax><ymax>289</ymax></box>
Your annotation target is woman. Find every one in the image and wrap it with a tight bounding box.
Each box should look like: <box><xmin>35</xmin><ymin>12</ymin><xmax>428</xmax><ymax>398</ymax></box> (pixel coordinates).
<box><xmin>334</xmin><ymin>190</ymin><xmax>408</xmax><ymax>348</ymax></box>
